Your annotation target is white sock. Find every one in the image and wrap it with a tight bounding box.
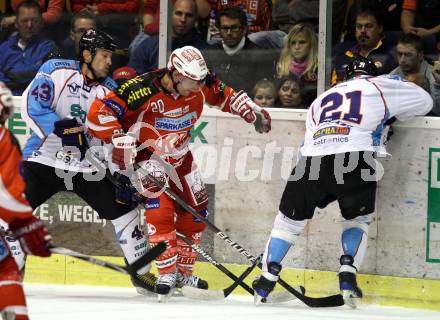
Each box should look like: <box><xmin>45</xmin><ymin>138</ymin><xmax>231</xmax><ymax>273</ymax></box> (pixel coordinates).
<box><xmin>111</xmin><ymin>209</ymin><xmax>150</xmax><ymax>274</ymax></box>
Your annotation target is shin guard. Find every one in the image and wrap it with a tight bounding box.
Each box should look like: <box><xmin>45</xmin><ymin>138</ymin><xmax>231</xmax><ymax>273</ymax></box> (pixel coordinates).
<box><xmin>111</xmin><ymin>209</ymin><xmax>150</xmax><ymax>274</ymax></box>
<box><xmin>0</xmin><ymin>256</ymin><xmax>28</xmax><ymax>320</ymax></box>
<box><xmin>262</xmin><ymin>211</ymin><xmax>307</xmax><ymax>272</ymax></box>
<box><xmin>339</xmin><ymin>213</ymin><xmax>372</xmax><ymax>273</ymax></box>
<box><xmin>176</xmin><ymin>236</ymin><xmax>200</xmax><ymax>276</ymax></box>
<box><xmin>149</xmin><ymin>230</ymin><xmax>177</xmax><ymax>275</ymax></box>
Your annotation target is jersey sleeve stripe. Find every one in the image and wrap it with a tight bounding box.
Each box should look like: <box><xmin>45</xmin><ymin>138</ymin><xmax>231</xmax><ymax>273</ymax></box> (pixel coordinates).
<box><xmin>367</xmin><ymin>79</ymin><xmax>389</xmax><ymax>119</ymax></box>
<box><xmin>0</xmin><ymin>176</ymin><xmax>32</xmax><ymax>213</ymax></box>
<box><xmin>55</xmin><ymin>71</ymin><xmax>76</xmax><ymax>106</ymax></box>
<box><xmin>85</xmin><ymin>119</ymin><xmax>116</xmax><ymax>132</ymax></box>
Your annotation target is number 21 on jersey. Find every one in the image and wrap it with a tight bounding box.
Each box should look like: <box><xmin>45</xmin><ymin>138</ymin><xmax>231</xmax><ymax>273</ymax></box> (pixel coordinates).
<box><xmin>319</xmin><ymin>90</ymin><xmax>363</xmax><ymax>124</ymax></box>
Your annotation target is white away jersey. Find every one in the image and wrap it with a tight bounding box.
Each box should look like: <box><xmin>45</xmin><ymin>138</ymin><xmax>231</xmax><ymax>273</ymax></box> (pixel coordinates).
<box><xmin>21</xmin><ymin>59</ymin><xmax>116</xmax><ymax>171</ymax></box>
<box><xmin>300</xmin><ymin>75</ymin><xmax>433</xmax><ymax>157</ymax></box>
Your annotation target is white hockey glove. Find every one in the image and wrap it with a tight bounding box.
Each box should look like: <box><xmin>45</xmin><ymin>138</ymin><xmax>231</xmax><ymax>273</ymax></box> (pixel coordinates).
<box><xmin>0</xmin><ymin>83</ymin><xmax>13</xmax><ymax>125</ymax></box>
<box><xmin>229</xmin><ymin>90</ymin><xmax>271</xmax><ymax>133</ymax></box>
<box><xmin>111</xmin><ymin>132</ymin><xmax>137</xmax><ymax>170</ymax></box>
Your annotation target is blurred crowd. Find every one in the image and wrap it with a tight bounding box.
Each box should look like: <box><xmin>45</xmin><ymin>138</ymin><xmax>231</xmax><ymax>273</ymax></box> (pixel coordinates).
<box><xmin>0</xmin><ymin>0</ymin><xmax>439</xmax><ymax>114</ymax></box>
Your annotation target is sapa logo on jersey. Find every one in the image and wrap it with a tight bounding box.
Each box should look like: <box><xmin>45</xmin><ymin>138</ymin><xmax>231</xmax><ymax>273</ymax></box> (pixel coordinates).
<box><xmin>313</xmin><ymin>126</ymin><xmax>350</xmax><ymax>139</ymax></box>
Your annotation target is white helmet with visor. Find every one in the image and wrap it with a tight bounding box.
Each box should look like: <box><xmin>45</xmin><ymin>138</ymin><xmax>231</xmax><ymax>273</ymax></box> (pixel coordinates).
<box><xmin>167</xmin><ymin>46</ymin><xmax>208</xmax><ymax>91</ymax></box>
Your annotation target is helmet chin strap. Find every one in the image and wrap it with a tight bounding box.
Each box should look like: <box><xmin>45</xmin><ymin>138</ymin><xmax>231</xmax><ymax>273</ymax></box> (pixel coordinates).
<box><xmin>169</xmin><ymin>70</ymin><xmax>182</xmax><ymax>94</ymax></box>
<box><xmin>85</xmin><ymin>58</ymin><xmax>104</xmax><ymax>83</ymax></box>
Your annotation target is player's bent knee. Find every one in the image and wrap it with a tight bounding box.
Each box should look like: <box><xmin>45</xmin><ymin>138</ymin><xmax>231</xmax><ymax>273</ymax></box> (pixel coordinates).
<box><xmin>272</xmin><ymin>211</ymin><xmax>307</xmax><ymax>242</ymax></box>
<box><xmin>341</xmin><ymin>213</ymin><xmax>373</xmax><ymax>234</ymax></box>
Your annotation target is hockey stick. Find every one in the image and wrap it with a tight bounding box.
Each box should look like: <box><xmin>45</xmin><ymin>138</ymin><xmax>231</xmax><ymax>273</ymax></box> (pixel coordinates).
<box><xmin>108</xmin><ymin>171</ymin><xmax>301</xmax><ymax>302</ymax></box>
<box><xmin>50</xmin><ymin>243</ymin><xmax>166</xmax><ymax>275</ymax></box>
<box><xmin>1</xmin><ymin>226</ymin><xmax>166</xmax><ymax>280</ymax></box>
<box><xmin>178</xmin><ymin>236</ymin><xmax>301</xmax><ymax>303</ymax></box>
<box><xmin>177</xmin><ymin>231</ymin><xmax>258</xmax><ymax>300</ymax></box>
<box><xmin>130</xmin><ymin>163</ymin><xmax>344</xmax><ymax>307</ymax></box>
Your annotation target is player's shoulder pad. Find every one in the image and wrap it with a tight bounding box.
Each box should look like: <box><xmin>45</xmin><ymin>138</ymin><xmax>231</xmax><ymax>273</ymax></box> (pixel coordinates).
<box><xmin>39</xmin><ymin>58</ymin><xmax>79</xmax><ymax>74</ymax></box>
<box><xmin>101</xmin><ymin>76</ymin><xmax>117</xmax><ymax>90</ymax></box>
<box><xmin>114</xmin><ymin>73</ymin><xmax>159</xmax><ymax>111</ymax></box>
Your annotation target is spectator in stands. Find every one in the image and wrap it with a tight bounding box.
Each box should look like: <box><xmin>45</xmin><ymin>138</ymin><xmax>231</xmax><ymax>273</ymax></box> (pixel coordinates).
<box><xmin>0</xmin><ymin>0</ymin><xmax>59</xmax><ymax>95</ymax></box>
<box><xmin>70</xmin><ymin>0</ymin><xmax>138</xmax><ymax>49</ymax></box>
<box><xmin>60</xmin><ymin>11</ymin><xmax>96</xmax><ymax>60</ymax></box>
<box><xmin>248</xmin><ymin>0</ymin><xmax>346</xmax><ymax>49</ymax></box>
<box><xmin>276</xmin><ymin>23</ymin><xmax>318</xmax><ymax>106</ymax></box>
<box><xmin>275</xmin><ymin>74</ymin><xmax>304</xmax><ymax>109</ymax></box>
<box><xmin>128</xmin><ymin>0</ymin><xmax>207</xmax><ymax>75</ymax></box>
<box><xmin>344</xmin><ymin>1</ymin><xmax>404</xmax><ymax>41</ymax></box>
<box><xmin>400</xmin><ymin>0</ymin><xmax>440</xmax><ymax>50</ymax></box>
<box><xmin>142</xmin><ymin>0</ymin><xmax>210</xmax><ymax>35</ymax></box>
<box><xmin>1</xmin><ymin>0</ymin><xmax>64</xmax><ymax>28</ymax></box>
<box><xmin>331</xmin><ymin>7</ymin><xmax>398</xmax><ymax>85</ymax></box>
<box><xmin>253</xmin><ymin>78</ymin><xmax>276</xmax><ymax>108</ymax></box>
<box><xmin>203</xmin><ymin>7</ymin><xmax>276</xmax><ymax>94</ymax></box>
<box><xmin>390</xmin><ymin>33</ymin><xmax>434</xmax><ymax>93</ymax></box>
<box><xmin>431</xmin><ymin>56</ymin><xmax>440</xmax><ymax>115</ymax></box>
<box><xmin>129</xmin><ymin>0</ymin><xmax>211</xmax><ymax>55</ymax></box>
<box><xmin>112</xmin><ymin>66</ymin><xmax>137</xmax><ymax>86</ymax></box>
<box><xmin>207</xmin><ymin>0</ymin><xmax>272</xmax><ymax>44</ymax></box>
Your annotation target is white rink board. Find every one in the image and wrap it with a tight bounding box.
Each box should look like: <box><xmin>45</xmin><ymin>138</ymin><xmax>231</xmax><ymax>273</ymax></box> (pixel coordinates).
<box><xmin>8</xmin><ymin>98</ymin><xmax>440</xmax><ymax>279</ymax></box>
<box><xmin>25</xmin><ymin>284</ymin><xmax>440</xmax><ymax>320</ymax></box>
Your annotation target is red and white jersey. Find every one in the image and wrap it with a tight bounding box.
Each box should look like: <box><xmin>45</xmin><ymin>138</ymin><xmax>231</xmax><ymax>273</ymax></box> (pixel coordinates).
<box><xmin>0</xmin><ymin>127</ymin><xmax>33</xmax><ymax>224</ymax></box>
<box><xmin>301</xmin><ymin>75</ymin><xmax>433</xmax><ymax>157</ymax></box>
<box><xmin>86</xmin><ymin>69</ymin><xmax>240</xmax><ymax>162</ymax></box>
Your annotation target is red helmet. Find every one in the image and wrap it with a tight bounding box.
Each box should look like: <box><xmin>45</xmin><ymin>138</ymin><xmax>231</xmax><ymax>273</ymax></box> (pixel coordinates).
<box><xmin>167</xmin><ymin>46</ymin><xmax>208</xmax><ymax>81</ymax></box>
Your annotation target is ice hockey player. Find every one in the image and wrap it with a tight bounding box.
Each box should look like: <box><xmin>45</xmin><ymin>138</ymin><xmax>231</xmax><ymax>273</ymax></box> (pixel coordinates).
<box><xmin>19</xmin><ymin>29</ymin><xmax>156</xmax><ymax>294</ymax></box>
<box><xmin>0</xmin><ymin>82</ymin><xmax>53</xmax><ymax>320</ymax></box>
<box><xmin>252</xmin><ymin>56</ymin><xmax>433</xmax><ymax>308</ymax></box>
<box><xmin>86</xmin><ymin>46</ymin><xmax>271</xmax><ymax>300</ymax></box>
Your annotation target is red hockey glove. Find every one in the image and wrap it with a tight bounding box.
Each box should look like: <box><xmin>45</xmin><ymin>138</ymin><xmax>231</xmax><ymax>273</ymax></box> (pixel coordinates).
<box><xmin>253</xmin><ymin>106</ymin><xmax>271</xmax><ymax>133</ymax></box>
<box><xmin>229</xmin><ymin>90</ymin><xmax>257</xmax><ymax>124</ymax></box>
<box><xmin>9</xmin><ymin>216</ymin><xmax>52</xmax><ymax>257</ymax></box>
<box><xmin>229</xmin><ymin>90</ymin><xmax>271</xmax><ymax>133</ymax></box>
<box><xmin>112</xmin><ymin>132</ymin><xmax>137</xmax><ymax>170</ymax></box>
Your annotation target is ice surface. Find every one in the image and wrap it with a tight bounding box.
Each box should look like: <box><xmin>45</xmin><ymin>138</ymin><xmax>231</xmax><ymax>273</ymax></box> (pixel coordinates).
<box><xmin>25</xmin><ymin>284</ymin><xmax>440</xmax><ymax>320</ymax></box>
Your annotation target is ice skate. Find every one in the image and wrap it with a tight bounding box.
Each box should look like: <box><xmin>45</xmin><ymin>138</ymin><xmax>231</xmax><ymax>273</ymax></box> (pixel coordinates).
<box><xmin>130</xmin><ymin>272</ymin><xmax>157</xmax><ymax>296</ymax></box>
<box><xmin>124</xmin><ymin>259</ymin><xmax>157</xmax><ymax>295</ymax></box>
<box><xmin>156</xmin><ymin>272</ymin><xmax>178</xmax><ymax>302</ymax></box>
<box><xmin>339</xmin><ymin>271</ymin><xmax>363</xmax><ymax>309</ymax></box>
<box><xmin>252</xmin><ymin>262</ymin><xmax>282</xmax><ymax>305</ymax></box>
<box><xmin>176</xmin><ymin>272</ymin><xmax>208</xmax><ymax>290</ymax></box>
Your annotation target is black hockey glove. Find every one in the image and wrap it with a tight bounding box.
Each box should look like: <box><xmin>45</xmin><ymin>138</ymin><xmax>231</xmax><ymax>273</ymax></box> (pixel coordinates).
<box><xmin>53</xmin><ymin>118</ymin><xmax>88</xmax><ymax>160</ymax></box>
<box><xmin>113</xmin><ymin>173</ymin><xmax>141</xmax><ymax>209</ymax></box>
